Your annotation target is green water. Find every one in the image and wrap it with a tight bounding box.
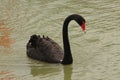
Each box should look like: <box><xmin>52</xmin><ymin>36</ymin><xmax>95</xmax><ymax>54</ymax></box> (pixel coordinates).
<box><xmin>0</xmin><ymin>0</ymin><xmax>120</xmax><ymax>80</ymax></box>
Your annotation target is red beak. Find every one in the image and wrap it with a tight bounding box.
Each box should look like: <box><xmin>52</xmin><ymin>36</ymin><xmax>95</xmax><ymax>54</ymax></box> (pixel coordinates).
<box><xmin>81</xmin><ymin>23</ymin><xmax>86</xmax><ymax>33</ymax></box>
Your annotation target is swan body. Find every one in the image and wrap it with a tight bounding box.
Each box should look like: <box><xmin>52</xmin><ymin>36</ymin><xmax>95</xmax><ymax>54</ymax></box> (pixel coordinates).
<box><xmin>26</xmin><ymin>14</ymin><xmax>86</xmax><ymax>65</ymax></box>
<box><xmin>27</xmin><ymin>35</ymin><xmax>64</xmax><ymax>63</ymax></box>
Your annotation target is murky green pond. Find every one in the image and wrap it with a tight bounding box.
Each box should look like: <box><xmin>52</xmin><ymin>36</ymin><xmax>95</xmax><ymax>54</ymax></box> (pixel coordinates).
<box><xmin>0</xmin><ymin>0</ymin><xmax>120</xmax><ymax>80</ymax></box>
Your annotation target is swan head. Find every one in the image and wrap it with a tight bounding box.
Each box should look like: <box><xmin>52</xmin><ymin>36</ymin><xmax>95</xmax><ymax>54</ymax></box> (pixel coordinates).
<box><xmin>72</xmin><ymin>14</ymin><xmax>86</xmax><ymax>32</ymax></box>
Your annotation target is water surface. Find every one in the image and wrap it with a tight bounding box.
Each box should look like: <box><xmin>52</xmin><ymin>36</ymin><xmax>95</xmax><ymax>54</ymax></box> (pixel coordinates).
<box><xmin>0</xmin><ymin>0</ymin><xmax>120</xmax><ymax>80</ymax></box>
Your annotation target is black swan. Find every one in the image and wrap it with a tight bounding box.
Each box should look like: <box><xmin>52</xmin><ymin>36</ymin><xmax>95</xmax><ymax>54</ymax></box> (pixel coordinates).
<box><xmin>26</xmin><ymin>14</ymin><xmax>86</xmax><ymax>65</ymax></box>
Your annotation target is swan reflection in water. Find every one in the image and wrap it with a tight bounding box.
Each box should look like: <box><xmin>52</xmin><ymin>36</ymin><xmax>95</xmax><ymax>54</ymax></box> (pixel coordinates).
<box><xmin>63</xmin><ymin>65</ymin><xmax>73</xmax><ymax>80</ymax></box>
<box><xmin>30</xmin><ymin>63</ymin><xmax>73</xmax><ymax>80</ymax></box>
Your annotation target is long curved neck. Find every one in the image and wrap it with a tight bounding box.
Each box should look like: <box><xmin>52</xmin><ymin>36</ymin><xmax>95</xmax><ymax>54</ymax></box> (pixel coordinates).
<box><xmin>61</xmin><ymin>15</ymin><xmax>77</xmax><ymax>64</ymax></box>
